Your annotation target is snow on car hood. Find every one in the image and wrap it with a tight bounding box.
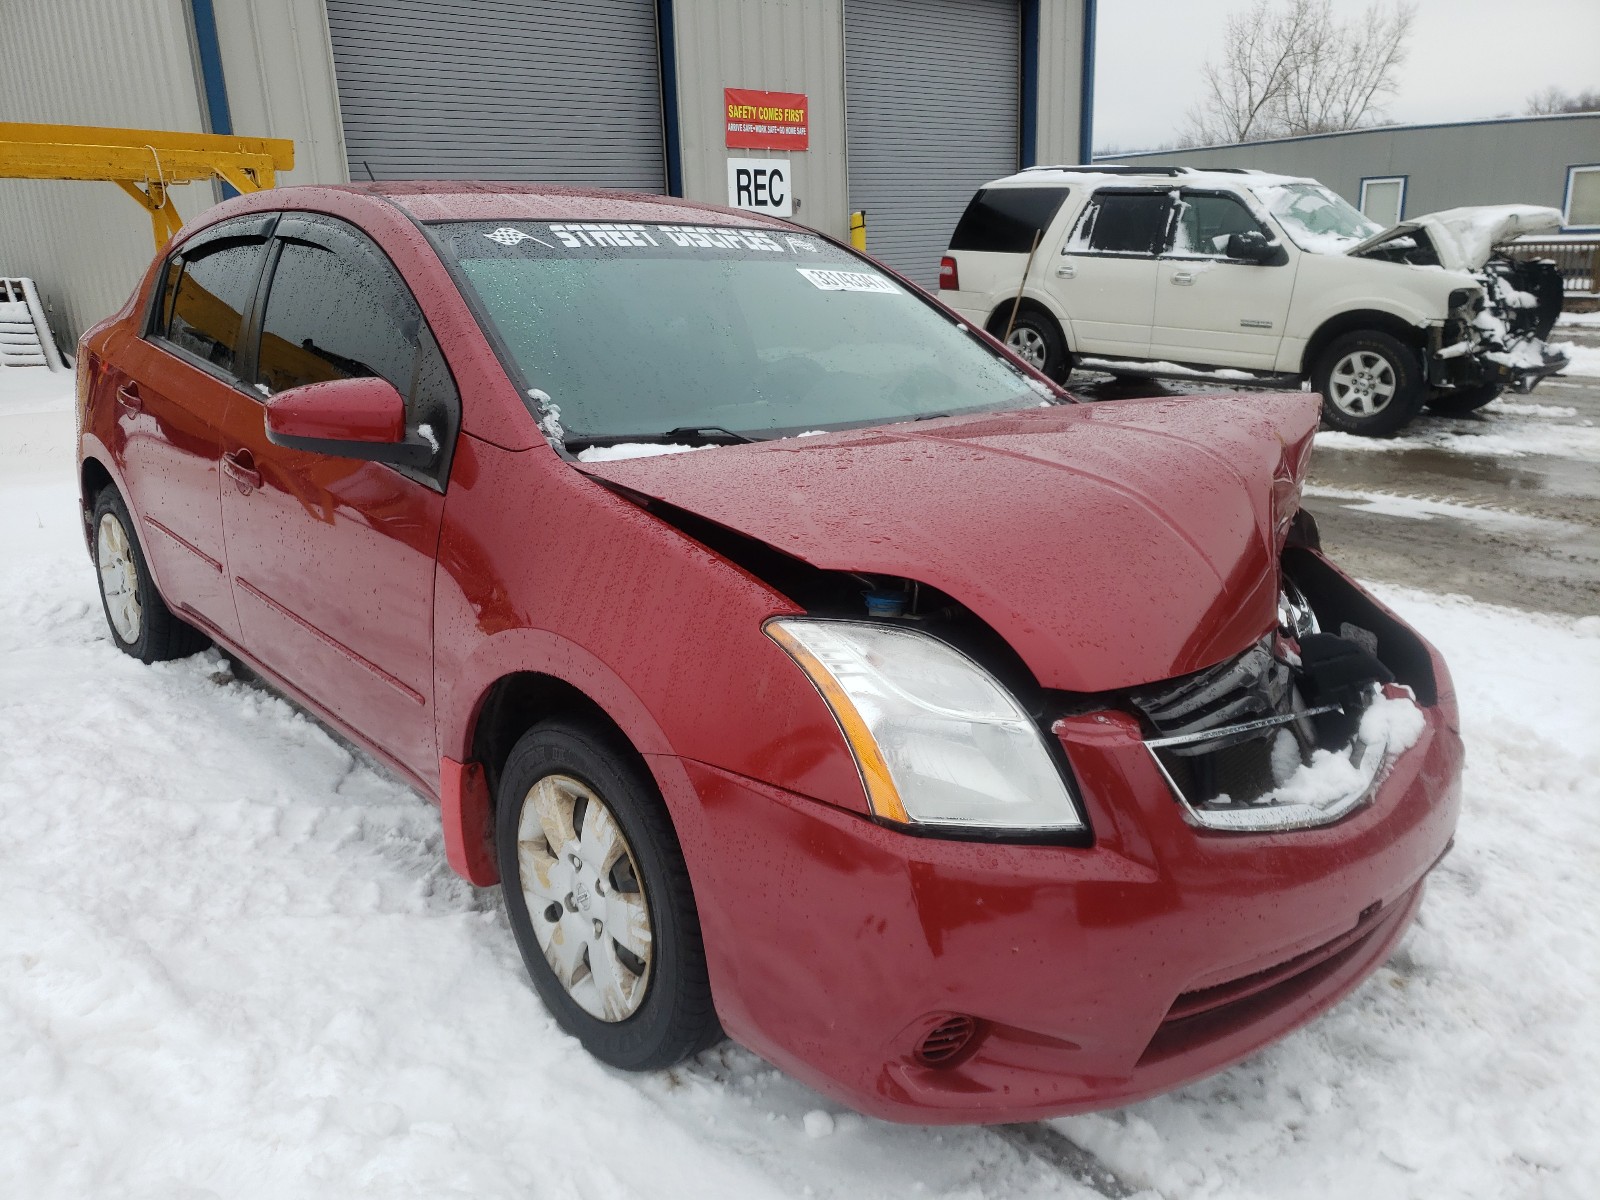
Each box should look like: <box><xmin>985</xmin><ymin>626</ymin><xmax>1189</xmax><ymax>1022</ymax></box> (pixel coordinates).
<box><xmin>1347</xmin><ymin>204</ymin><xmax>1563</xmax><ymax>271</ymax></box>
<box><xmin>576</xmin><ymin>394</ymin><xmax>1321</xmax><ymax>693</ymax></box>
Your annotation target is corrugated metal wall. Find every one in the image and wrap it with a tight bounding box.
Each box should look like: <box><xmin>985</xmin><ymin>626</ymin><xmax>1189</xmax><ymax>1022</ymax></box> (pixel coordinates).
<box><xmin>1036</xmin><ymin>0</ymin><xmax>1085</xmax><ymax>165</ymax></box>
<box><xmin>674</xmin><ymin>0</ymin><xmax>849</xmax><ymax>239</ymax></box>
<box><xmin>844</xmin><ymin>0</ymin><xmax>1022</xmax><ymax>287</ymax></box>
<box><xmin>0</xmin><ymin>0</ymin><xmax>215</xmax><ymax>348</ymax></box>
<box><xmin>1096</xmin><ymin>114</ymin><xmax>1600</xmax><ymax>228</ymax></box>
<box><xmin>324</xmin><ymin>0</ymin><xmax>665</xmax><ymax>187</ymax></box>
<box><xmin>213</xmin><ymin>0</ymin><xmax>350</xmax><ymax>188</ymax></box>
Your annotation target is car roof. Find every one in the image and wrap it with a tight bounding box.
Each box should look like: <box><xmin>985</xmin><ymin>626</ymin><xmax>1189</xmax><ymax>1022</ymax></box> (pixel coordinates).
<box><xmin>979</xmin><ymin>166</ymin><xmax>1315</xmax><ymax>190</ymax></box>
<box><xmin>289</xmin><ymin>181</ymin><xmax>796</xmax><ymax>228</ymax></box>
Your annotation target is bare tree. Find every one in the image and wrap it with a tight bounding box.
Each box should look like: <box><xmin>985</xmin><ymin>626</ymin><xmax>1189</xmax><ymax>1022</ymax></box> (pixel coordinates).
<box><xmin>1526</xmin><ymin>86</ymin><xmax>1600</xmax><ymax>115</ymax></box>
<box><xmin>1185</xmin><ymin>0</ymin><xmax>1417</xmax><ymax>145</ymax></box>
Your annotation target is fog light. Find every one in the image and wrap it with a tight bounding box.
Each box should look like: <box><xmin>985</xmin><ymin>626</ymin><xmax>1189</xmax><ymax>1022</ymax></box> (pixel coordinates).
<box><xmin>915</xmin><ymin>1015</ymin><xmax>981</xmax><ymax>1068</ymax></box>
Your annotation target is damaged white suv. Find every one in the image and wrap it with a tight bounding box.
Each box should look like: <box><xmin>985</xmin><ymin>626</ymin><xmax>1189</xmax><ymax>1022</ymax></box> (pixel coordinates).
<box><xmin>938</xmin><ymin>166</ymin><xmax>1569</xmax><ymax>436</ymax></box>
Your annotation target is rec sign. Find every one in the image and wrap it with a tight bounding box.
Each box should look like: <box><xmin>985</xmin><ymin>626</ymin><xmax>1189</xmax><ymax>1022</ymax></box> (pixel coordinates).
<box><xmin>725</xmin><ymin>88</ymin><xmax>809</xmax><ymax>150</ymax></box>
<box><xmin>726</xmin><ymin>158</ymin><xmax>792</xmax><ymax>217</ymax></box>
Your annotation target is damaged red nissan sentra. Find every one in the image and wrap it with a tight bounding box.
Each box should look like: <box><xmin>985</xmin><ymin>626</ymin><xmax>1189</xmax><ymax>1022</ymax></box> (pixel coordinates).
<box><xmin>76</xmin><ymin>183</ymin><xmax>1462</xmax><ymax>1123</ymax></box>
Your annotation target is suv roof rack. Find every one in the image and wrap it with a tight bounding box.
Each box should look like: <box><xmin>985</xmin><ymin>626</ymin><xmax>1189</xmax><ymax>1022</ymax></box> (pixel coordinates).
<box><xmin>1022</xmin><ymin>164</ymin><xmax>1187</xmax><ymax>177</ymax></box>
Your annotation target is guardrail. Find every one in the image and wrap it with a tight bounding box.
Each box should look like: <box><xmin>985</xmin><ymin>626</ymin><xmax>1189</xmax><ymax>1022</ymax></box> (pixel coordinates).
<box><xmin>1497</xmin><ymin>238</ymin><xmax>1599</xmax><ymax>294</ymax></box>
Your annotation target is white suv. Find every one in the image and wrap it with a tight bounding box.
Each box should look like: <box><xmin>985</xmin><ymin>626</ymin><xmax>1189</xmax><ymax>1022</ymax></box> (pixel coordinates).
<box><xmin>938</xmin><ymin>166</ymin><xmax>1568</xmax><ymax>436</ymax></box>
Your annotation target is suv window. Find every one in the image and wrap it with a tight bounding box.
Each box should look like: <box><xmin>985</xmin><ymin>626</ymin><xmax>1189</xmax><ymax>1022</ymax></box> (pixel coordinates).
<box><xmin>1172</xmin><ymin>192</ymin><xmax>1270</xmax><ymax>257</ymax></box>
<box><xmin>1071</xmin><ymin>191</ymin><xmax>1173</xmax><ymax>256</ymax></box>
<box><xmin>156</xmin><ymin>239</ymin><xmax>268</xmax><ymax>373</ymax></box>
<box><xmin>254</xmin><ymin>223</ymin><xmax>459</xmax><ymax>480</ymax></box>
<box><xmin>950</xmin><ymin>187</ymin><xmax>1070</xmax><ymax>253</ymax></box>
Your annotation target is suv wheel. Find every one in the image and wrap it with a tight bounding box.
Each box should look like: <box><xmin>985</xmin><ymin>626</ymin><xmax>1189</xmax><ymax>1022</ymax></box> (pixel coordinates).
<box><xmin>496</xmin><ymin>719</ymin><xmax>721</xmax><ymax>1071</ymax></box>
<box><xmin>92</xmin><ymin>487</ymin><xmax>209</xmax><ymax>662</ymax></box>
<box><xmin>1001</xmin><ymin>310</ymin><xmax>1071</xmax><ymax>382</ymax></box>
<box><xmin>1426</xmin><ymin>382</ymin><xmax>1503</xmax><ymax>416</ymax></box>
<box><xmin>1312</xmin><ymin>331</ymin><xmax>1426</xmax><ymax>436</ymax></box>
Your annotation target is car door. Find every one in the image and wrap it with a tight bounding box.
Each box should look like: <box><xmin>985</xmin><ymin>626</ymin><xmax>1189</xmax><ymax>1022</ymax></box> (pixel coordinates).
<box><xmin>109</xmin><ymin>216</ymin><xmax>277</xmax><ymax>641</ymax></box>
<box><xmin>216</xmin><ymin>214</ymin><xmax>461</xmax><ymax>783</ymax></box>
<box><xmin>1051</xmin><ymin>189</ymin><xmax>1171</xmax><ymax>358</ymax></box>
<box><xmin>1149</xmin><ymin>189</ymin><xmax>1299</xmax><ymax>370</ymax></box>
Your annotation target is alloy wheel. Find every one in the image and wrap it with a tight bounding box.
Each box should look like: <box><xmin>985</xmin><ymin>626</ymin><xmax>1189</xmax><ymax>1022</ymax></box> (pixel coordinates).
<box><xmin>1327</xmin><ymin>350</ymin><xmax>1397</xmax><ymax>417</ymax></box>
<box><xmin>97</xmin><ymin>512</ymin><xmax>143</xmax><ymax>644</ymax></box>
<box><xmin>1007</xmin><ymin>325</ymin><xmax>1048</xmax><ymax>369</ymax></box>
<box><xmin>516</xmin><ymin>773</ymin><xmax>654</xmax><ymax>1022</ymax></box>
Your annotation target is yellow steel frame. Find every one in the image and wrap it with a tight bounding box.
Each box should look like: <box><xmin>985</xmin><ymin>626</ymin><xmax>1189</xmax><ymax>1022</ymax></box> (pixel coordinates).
<box><xmin>0</xmin><ymin>122</ymin><xmax>295</xmax><ymax>247</ymax></box>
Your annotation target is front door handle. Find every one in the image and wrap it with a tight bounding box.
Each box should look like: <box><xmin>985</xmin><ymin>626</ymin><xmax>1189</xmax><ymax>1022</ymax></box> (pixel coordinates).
<box><xmin>222</xmin><ymin>450</ymin><xmax>262</xmax><ymax>494</ymax></box>
<box><xmin>116</xmin><ymin>381</ymin><xmax>143</xmax><ymax>414</ymax></box>
<box><xmin>1171</xmin><ymin>270</ymin><xmax>1197</xmax><ymax>286</ymax></box>
<box><xmin>1055</xmin><ymin>263</ymin><xmax>1076</xmax><ymax>278</ymax></box>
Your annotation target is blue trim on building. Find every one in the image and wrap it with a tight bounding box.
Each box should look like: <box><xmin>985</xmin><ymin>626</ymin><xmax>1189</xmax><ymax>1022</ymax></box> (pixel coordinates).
<box><xmin>1098</xmin><ymin>110</ymin><xmax>1600</xmax><ymax>160</ymax></box>
<box><xmin>656</xmin><ymin>0</ymin><xmax>684</xmax><ymax>197</ymax></box>
<box><xmin>1078</xmin><ymin>0</ymin><xmax>1097</xmax><ymax>163</ymax></box>
<box><xmin>188</xmin><ymin>0</ymin><xmax>237</xmax><ymax>198</ymax></box>
<box><xmin>1563</xmin><ymin>163</ymin><xmax>1600</xmax><ymax>231</ymax></box>
<box><xmin>1358</xmin><ymin>173</ymin><xmax>1408</xmax><ymax>222</ymax></box>
<box><xmin>1020</xmin><ymin>0</ymin><xmax>1039</xmax><ymax>167</ymax></box>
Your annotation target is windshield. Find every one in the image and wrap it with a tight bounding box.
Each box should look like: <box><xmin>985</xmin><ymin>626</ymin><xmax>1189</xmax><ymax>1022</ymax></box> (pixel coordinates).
<box><xmin>1250</xmin><ymin>182</ymin><xmax>1384</xmax><ymax>254</ymax></box>
<box><xmin>432</xmin><ymin>221</ymin><xmax>1050</xmax><ymax>445</ymax></box>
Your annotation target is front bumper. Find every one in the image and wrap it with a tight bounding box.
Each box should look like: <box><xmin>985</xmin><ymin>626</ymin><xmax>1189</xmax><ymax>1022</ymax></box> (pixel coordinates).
<box><xmin>653</xmin><ymin>656</ymin><xmax>1462</xmax><ymax>1124</ymax></box>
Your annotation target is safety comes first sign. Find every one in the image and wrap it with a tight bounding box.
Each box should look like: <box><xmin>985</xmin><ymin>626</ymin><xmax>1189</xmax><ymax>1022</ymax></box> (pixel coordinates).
<box><xmin>724</xmin><ymin>88</ymin><xmax>809</xmax><ymax>150</ymax></box>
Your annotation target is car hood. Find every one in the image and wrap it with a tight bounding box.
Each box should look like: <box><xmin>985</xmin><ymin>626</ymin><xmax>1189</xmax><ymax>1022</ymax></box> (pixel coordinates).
<box><xmin>1347</xmin><ymin>204</ymin><xmax>1563</xmax><ymax>271</ymax></box>
<box><xmin>576</xmin><ymin>394</ymin><xmax>1321</xmax><ymax>693</ymax></box>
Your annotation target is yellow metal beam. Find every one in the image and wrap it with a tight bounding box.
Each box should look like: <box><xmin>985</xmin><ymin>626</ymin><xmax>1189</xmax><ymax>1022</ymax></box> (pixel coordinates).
<box><xmin>0</xmin><ymin>122</ymin><xmax>295</xmax><ymax>248</ymax></box>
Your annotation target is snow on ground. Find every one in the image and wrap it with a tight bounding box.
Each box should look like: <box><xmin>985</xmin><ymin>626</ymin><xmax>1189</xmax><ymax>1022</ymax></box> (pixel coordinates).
<box><xmin>1301</xmin><ymin>483</ymin><xmax>1571</xmax><ymax>531</ymax></box>
<box><xmin>3</xmin><ymin>365</ymin><xmax>1597</xmax><ymax>1199</ymax></box>
<box><xmin>1554</xmin><ymin>342</ymin><xmax>1600</xmax><ymax>377</ymax></box>
<box><xmin>1315</xmin><ymin>394</ymin><xmax>1600</xmax><ymax>460</ymax></box>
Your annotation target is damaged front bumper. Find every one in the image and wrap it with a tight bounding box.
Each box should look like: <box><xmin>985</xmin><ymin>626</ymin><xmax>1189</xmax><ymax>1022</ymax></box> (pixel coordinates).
<box><xmin>1428</xmin><ymin>257</ymin><xmax>1570</xmax><ymax>395</ymax></box>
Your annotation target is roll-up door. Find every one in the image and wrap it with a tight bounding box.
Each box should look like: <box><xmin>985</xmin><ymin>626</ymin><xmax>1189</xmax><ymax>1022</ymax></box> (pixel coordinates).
<box><xmin>845</xmin><ymin>0</ymin><xmax>1020</xmax><ymax>288</ymax></box>
<box><xmin>325</xmin><ymin>0</ymin><xmax>665</xmax><ymax>190</ymax></box>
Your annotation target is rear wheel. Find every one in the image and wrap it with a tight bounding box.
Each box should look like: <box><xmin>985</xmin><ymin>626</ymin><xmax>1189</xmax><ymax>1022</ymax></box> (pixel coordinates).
<box><xmin>92</xmin><ymin>487</ymin><xmax>209</xmax><ymax>662</ymax></box>
<box><xmin>496</xmin><ymin>719</ymin><xmax>720</xmax><ymax>1070</ymax></box>
<box><xmin>1312</xmin><ymin>331</ymin><xmax>1426</xmax><ymax>437</ymax></box>
<box><xmin>1000</xmin><ymin>308</ymin><xmax>1071</xmax><ymax>382</ymax></box>
<box><xmin>1427</xmin><ymin>382</ymin><xmax>1503</xmax><ymax>416</ymax></box>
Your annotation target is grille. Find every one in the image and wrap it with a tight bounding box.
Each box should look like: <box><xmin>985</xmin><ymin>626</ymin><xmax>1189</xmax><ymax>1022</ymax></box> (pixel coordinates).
<box><xmin>914</xmin><ymin>1016</ymin><xmax>980</xmax><ymax>1068</ymax></box>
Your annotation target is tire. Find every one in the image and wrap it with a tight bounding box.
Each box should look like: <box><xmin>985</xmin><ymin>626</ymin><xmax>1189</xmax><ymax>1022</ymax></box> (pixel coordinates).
<box><xmin>91</xmin><ymin>487</ymin><xmax>209</xmax><ymax>663</ymax></box>
<box><xmin>1311</xmin><ymin>331</ymin><xmax>1426</xmax><ymax>437</ymax></box>
<box><xmin>496</xmin><ymin>719</ymin><xmax>720</xmax><ymax>1071</ymax></box>
<box><xmin>1426</xmin><ymin>382</ymin><xmax>1503</xmax><ymax>416</ymax></box>
<box><xmin>999</xmin><ymin>308</ymin><xmax>1071</xmax><ymax>382</ymax></box>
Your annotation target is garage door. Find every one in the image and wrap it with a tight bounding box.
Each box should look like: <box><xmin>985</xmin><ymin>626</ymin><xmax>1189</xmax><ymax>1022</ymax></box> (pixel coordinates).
<box><xmin>325</xmin><ymin>0</ymin><xmax>665</xmax><ymax>190</ymax></box>
<box><xmin>845</xmin><ymin>0</ymin><xmax>1020</xmax><ymax>288</ymax></box>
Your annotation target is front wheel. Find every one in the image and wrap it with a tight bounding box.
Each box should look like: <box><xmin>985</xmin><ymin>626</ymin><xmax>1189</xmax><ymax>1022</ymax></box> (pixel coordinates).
<box><xmin>496</xmin><ymin>720</ymin><xmax>720</xmax><ymax>1071</ymax></box>
<box><xmin>1312</xmin><ymin>331</ymin><xmax>1426</xmax><ymax>437</ymax></box>
<box><xmin>1000</xmin><ymin>309</ymin><xmax>1071</xmax><ymax>383</ymax></box>
<box><xmin>1427</xmin><ymin>382</ymin><xmax>1503</xmax><ymax>416</ymax></box>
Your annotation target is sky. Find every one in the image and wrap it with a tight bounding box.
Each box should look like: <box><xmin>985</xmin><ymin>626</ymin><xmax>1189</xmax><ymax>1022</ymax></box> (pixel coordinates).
<box><xmin>1092</xmin><ymin>0</ymin><xmax>1600</xmax><ymax>153</ymax></box>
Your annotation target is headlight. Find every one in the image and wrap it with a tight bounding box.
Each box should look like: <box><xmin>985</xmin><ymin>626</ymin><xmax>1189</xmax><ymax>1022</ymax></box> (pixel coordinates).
<box><xmin>765</xmin><ymin>618</ymin><xmax>1084</xmax><ymax>834</ymax></box>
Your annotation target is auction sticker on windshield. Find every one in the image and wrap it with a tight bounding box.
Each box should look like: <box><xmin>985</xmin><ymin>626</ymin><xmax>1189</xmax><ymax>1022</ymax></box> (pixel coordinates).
<box><xmin>796</xmin><ymin>268</ymin><xmax>900</xmax><ymax>294</ymax></box>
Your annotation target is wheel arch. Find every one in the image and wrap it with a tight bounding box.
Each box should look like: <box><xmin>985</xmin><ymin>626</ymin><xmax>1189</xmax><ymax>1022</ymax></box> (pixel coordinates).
<box><xmin>1301</xmin><ymin>309</ymin><xmax>1425</xmax><ymax>376</ymax></box>
<box><xmin>986</xmin><ymin>295</ymin><xmax>1073</xmax><ymax>350</ymax></box>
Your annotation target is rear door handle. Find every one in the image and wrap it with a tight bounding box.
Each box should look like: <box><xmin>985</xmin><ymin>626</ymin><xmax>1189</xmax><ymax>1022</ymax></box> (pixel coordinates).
<box><xmin>222</xmin><ymin>450</ymin><xmax>262</xmax><ymax>494</ymax></box>
<box><xmin>1055</xmin><ymin>263</ymin><xmax>1076</xmax><ymax>278</ymax></box>
<box><xmin>116</xmin><ymin>381</ymin><xmax>143</xmax><ymax>414</ymax></box>
<box><xmin>1171</xmin><ymin>270</ymin><xmax>1197</xmax><ymax>286</ymax></box>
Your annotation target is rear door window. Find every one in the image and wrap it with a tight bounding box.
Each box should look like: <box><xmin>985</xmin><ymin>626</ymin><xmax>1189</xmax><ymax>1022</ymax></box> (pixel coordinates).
<box><xmin>1069</xmin><ymin>191</ymin><xmax>1175</xmax><ymax>256</ymax></box>
<box><xmin>950</xmin><ymin>187</ymin><xmax>1070</xmax><ymax>253</ymax></box>
<box><xmin>155</xmin><ymin>239</ymin><xmax>269</xmax><ymax>373</ymax></box>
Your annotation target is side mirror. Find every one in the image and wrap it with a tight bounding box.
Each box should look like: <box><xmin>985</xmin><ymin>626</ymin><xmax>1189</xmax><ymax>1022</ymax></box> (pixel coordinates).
<box><xmin>265</xmin><ymin>376</ymin><xmax>435</xmax><ymax>468</ymax></box>
<box><xmin>1226</xmin><ymin>230</ymin><xmax>1277</xmax><ymax>263</ymax></box>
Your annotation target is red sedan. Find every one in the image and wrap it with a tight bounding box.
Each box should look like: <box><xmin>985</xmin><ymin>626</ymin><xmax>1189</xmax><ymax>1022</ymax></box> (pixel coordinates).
<box><xmin>76</xmin><ymin>183</ymin><xmax>1461</xmax><ymax>1123</ymax></box>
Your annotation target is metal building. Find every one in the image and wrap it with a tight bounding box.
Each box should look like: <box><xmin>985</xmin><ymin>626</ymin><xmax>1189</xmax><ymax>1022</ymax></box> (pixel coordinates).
<box><xmin>1</xmin><ymin>0</ymin><xmax>1098</xmax><ymax>348</ymax></box>
<box><xmin>1095</xmin><ymin>113</ymin><xmax>1600</xmax><ymax>232</ymax></box>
